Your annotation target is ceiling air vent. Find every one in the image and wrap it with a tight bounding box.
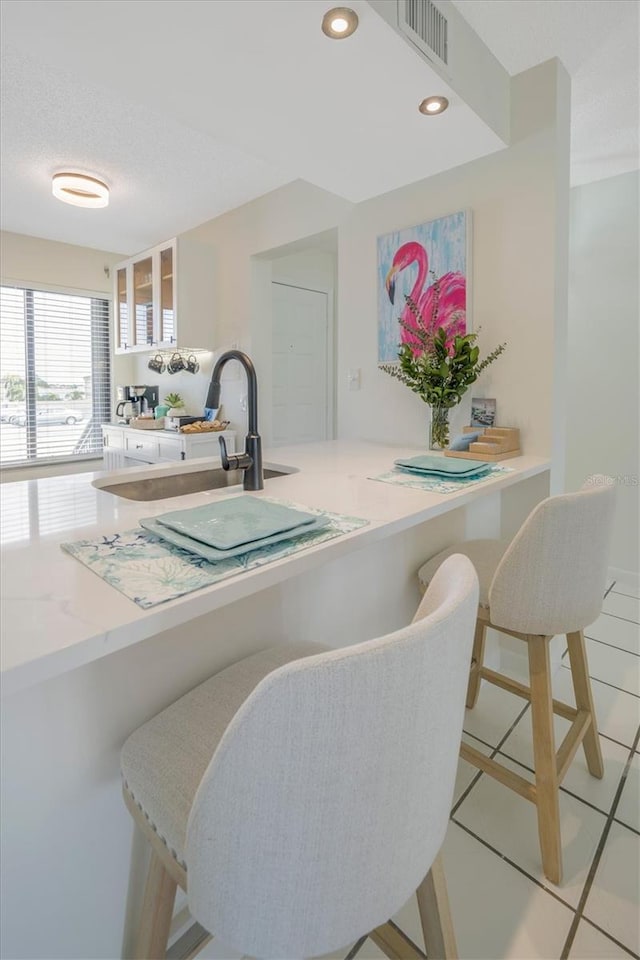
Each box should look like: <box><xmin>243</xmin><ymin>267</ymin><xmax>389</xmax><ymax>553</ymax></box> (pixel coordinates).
<box><xmin>398</xmin><ymin>0</ymin><xmax>450</xmax><ymax>74</ymax></box>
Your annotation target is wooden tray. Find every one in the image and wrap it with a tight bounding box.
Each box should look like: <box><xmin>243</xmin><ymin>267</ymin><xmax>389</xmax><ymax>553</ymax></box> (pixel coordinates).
<box><xmin>445</xmin><ymin>426</ymin><xmax>521</xmax><ymax>462</ymax></box>
<box><xmin>130</xmin><ymin>418</ymin><xmax>165</xmax><ymax>430</ymax></box>
<box><xmin>179</xmin><ymin>420</ymin><xmax>230</xmax><ymax>434</ymax></box>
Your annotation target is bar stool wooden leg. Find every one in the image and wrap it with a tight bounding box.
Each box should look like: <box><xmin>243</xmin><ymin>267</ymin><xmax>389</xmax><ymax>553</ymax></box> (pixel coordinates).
<box><xmin>135</xmin><ymin>849</ymin><xmax>177</xmax><ymax>960</ymax></box>
<box><xmin>465</xmin><ymin>618</ymin><xmax>487</xmax><ymax>709</ymax></box>
<box><xmin>416</xmin><ymin>852</ymin><xmax>458</xmax><ymax>959</ymax></box>
<box><xmin>528</xmin><ymin>635</ymin><xmax>562</xmax><ymax>885</ymax></box>
<box><xmin>566</xmin><ymin>630</ymin><xmax>604</xmax><ymax>779</ymax></box>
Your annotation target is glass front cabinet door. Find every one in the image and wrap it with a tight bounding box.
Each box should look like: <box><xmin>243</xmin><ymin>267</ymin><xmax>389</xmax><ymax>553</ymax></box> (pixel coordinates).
<box><xmin>158</xmin><ymin>244</ymin><xmax>175</xmax><ymax>347</ymax></box>
<box><xmin>133</xmin><ymin>254</ymin><xmax>154</xmax><ymax>348</ymax></box>
<box><xmin>115</xmin><ymin>265</ymin><xmax>129</xmax><ymax>351</ymax></box>
<box><xmin>113</xmin><ymin>240</ymin><xmax>177</xmax><ymax>353</ymax></box>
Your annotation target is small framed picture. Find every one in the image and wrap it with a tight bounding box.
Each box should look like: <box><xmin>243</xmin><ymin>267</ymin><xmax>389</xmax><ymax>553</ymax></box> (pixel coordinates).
<box><xmin>471</xmin><ymin>398</ymin><xmax>496</xmax><ymax>428</ymax></box>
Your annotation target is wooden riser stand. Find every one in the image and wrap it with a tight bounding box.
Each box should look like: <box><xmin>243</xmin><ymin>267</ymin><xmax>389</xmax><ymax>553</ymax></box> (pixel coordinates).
<box><xmin>445</xmin><ymin>426</ymin><xmax>521</xmax><ymax>462</ymax></box>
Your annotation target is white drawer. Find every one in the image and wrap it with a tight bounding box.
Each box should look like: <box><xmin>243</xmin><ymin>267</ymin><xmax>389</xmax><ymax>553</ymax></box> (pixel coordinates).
<box><xmin>125</xmin><ymin>435</ymin><xmax>160</xmax><ymax>460</ymax></box>
<box><xmin>183</xmin><ymin>430</ymin><xmax>235</xmax><ymax>457</ymax></box>
<box><xmin>102</xmin><ymin>427</ymin><xmax>125</xmax><ymax>449</ymax></box>
<box><xmin>158</xmin><ymin>438</ymin><xmax>184</xmax><ymax>461</ymax></box>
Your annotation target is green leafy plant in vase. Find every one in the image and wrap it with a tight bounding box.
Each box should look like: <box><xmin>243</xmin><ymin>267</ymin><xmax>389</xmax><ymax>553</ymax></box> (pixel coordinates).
<box><xmin>380</xmin><ymin>295</ymin><xmax>506</xmax><ymax>449</ymax></box>
<box><xmin>164</xmin><ymin>392</ymin><xmax>186</xmax><ymax>418</ymax></box>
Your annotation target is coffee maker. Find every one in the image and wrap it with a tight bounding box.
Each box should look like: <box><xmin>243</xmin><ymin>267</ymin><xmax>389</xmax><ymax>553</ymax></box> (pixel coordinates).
<box><xmin>115</xmin><ymin>385</ymin><xmax>159</xmax><ymax>423</ymax></box>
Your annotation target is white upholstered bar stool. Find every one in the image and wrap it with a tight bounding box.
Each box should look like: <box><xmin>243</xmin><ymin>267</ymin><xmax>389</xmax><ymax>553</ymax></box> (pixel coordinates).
<box><xmin>121</xmin><ymin>554</ymin><xmax>478</xmax><ymax>960</ymax></box>
<box><xmin>418</xmin><ymin>477</ymin><xmax>616</xmax><ymax>886</ymax></box>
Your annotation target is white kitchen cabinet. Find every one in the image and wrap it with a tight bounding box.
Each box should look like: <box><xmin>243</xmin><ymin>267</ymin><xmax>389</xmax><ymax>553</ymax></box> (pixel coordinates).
<box><xmin>101</xmin><ymin>425</ymin><xmax>236</xmax><ymax>470</ymax></box>
<box><xmin>113</xmin><ymin>236</ymin><xmax>212</xmax><ymax>353</ymax></box>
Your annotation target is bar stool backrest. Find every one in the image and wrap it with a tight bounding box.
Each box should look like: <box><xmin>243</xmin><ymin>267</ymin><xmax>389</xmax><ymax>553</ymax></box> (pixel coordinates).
<box><xmin>489</xmin><ymin>476</ymin><xmax>616</xmax><ymax>636</ymax></box>
<box><xmin>185</xmin><ymin>555</ymin><xmax>478</xmax><ymax>959</ymax></box>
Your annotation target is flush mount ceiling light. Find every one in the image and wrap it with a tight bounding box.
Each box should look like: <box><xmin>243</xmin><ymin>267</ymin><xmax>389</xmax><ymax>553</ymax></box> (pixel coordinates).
<box><xmin>52</xmin><ymin>172</ymin><xmax>109</xmax><ymax>208</ymax></box>
<box><xmin>321</xmin><ymin>6</ymin><xmax>359</xmax><ymax>39</ymax></box>
<box><xmin>418</xmin><ymin>96</ymin><xmax>449</xmax><ymax>116</ymax></box>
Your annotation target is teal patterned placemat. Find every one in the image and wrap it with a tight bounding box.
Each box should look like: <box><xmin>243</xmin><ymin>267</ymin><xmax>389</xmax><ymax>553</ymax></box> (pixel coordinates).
<box><xmin>61</xmin><ymin>502</ymin><xmax>368</xmax><ymax>609</ymax></box>
<box><xmin>369</xmin><ymin>465</ymin><xmax>511</xmax><ymax>494</ymax></box>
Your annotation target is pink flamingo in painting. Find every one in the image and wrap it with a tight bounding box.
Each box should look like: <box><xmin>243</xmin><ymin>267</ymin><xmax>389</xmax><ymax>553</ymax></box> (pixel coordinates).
<box><xmin>385</xmin><ymin>241</ymin><xmax>466</xmax><ymax>354</ymax></box>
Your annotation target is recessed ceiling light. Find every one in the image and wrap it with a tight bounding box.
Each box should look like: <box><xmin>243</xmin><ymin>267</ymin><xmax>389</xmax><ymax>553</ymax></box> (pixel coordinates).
<box><xmin>52</xmin><ymin>172</ymin><xmax>109</xmax><ymax>208</ymax></box>
<box><xmin>418</xmin><ymin>96</ymin><xmax>449</xmax><ymax>116</ymax></box>
<box><xmin>321</xmin><ymin>7</ymin><xmax>359</xmax><ymax>39</ymax></box>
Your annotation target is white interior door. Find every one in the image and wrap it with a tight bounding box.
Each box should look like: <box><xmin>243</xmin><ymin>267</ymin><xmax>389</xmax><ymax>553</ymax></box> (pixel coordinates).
<box><xmin>272</xmin><ymin>282</ymin><xmax>329</xmax><ymax>444</ymax></box>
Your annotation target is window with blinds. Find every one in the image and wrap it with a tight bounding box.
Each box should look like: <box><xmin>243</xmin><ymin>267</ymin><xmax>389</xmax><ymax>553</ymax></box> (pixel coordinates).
<box><xmin>0</xmin><ymin>285</ymin><xmax>111</xmax><ymax>467</ymax></box>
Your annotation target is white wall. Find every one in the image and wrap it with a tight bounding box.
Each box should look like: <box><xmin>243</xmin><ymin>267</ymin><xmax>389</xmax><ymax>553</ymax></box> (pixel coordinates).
<box><xmin>338</xmin><ymin>60</ymin><xmax>571</xmax><ymax>473</ymax></box>
<box><xmin>185</xmin><ymin>182</ymin><xmax>352</xmax><ymax>438</ymax></box>
<box><xmin>1</xmin><ymin>230</ymin><xmax>124</xmax><ymax>295</ymax></box>
<box><xmin>271</xmin><ymin>247</ymin><xmax>336</xmax><ymax>292</ymax></box>
<box><xmin>567</xmin><ymin>171</ymin><xmax>640</xmax><ymax>582</ymax></box>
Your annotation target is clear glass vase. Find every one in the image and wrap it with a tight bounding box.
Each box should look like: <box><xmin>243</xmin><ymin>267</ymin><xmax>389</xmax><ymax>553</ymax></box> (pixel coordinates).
<box><xmin>429</xmin><ymin>404</ymin><xmax>451</xmax><ymax>450</ymax></box>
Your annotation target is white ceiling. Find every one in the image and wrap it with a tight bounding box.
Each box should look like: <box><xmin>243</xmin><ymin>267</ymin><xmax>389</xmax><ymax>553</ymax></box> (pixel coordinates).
<box><xmin>1</xmin><ymin>0</ymin><xmax>637</xmax><ymax>256</ymax></box>
<box><xmin>451</xmin><ymin>0</ymin><xmax>640</xmax><ymax>187</ymax></box>
<box><xmin>0</xmin><ymin>0</ymin><xmax>503</xmax><ymax>254</ymax></box>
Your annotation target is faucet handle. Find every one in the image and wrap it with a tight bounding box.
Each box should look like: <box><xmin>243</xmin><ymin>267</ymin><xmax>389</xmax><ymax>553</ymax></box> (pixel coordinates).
<box><xmin>218</xmin><ymin>434</ymin><xmax>251</xmax><ymax>473</ymax></box>
<box><xmin>218</xmin><ymin>434</ymin><xmax>231</xmax><ymax>470</ymax></box>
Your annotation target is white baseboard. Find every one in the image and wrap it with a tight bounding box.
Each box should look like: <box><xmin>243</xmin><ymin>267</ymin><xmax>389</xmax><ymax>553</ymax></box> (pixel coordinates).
<box><xmin>608</xmin><ymin>567</ymin><xmax>640</xmax><ymax>595</ymax></box>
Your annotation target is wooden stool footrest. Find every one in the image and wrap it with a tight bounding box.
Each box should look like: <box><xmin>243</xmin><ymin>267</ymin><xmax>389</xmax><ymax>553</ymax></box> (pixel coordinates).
<box><xmin>556</xmin><ymin>710</ymin><xmax>592</xmax><ymax>784</ymax></box>
<box><xmin>479</xmin><ymin>667</ymin><xmax>578</xmax><ymax>721</ymax></box>
<box><xmin>460</xmin><ymin>743</ymin><xmax>536</xmax><ymax>802</ymax></box>
<box><xmin>370</xmin><ymin>921</ymin><xmax>425</xmax><ymax>959</ymax></box>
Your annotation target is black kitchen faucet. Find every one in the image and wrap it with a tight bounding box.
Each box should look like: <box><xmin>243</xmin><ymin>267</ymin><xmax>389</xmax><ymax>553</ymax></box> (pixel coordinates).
<box><xmin>205</xmin><ymin>350</ymin><xmax>264</xmax><ymax>491</ymax></box>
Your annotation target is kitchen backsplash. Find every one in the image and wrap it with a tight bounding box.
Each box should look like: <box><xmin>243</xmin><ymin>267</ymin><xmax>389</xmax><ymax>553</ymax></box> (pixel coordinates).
<box><xmin>131</xmin><ymin>356</ymin><xmax>213</xmax><ymax>415</ymax></box>
<box><xmin>130</xmin><ymin>349</ymin><xmax>245</xmax><ymax>428</ymax></box>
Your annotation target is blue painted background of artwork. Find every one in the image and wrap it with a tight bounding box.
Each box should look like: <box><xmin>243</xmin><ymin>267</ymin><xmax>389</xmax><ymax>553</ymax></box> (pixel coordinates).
<box><xmin>377</xmin><ymin>210</ymin><xmax>468</xmax><ymax>363</ymax></box>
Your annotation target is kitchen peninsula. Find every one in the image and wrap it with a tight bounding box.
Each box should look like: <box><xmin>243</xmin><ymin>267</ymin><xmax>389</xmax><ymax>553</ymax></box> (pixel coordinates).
<box><xmin>1</xmin><ymin>440</ymin><xmax>549</xmax><ymax>959</ymax></box>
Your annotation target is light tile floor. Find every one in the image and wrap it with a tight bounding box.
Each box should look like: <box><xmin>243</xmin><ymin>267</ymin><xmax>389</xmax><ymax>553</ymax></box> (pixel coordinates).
<box><xmin>197</xmin><ymin>581</ymin><xmax>639</xmax><ymax>960</ymax></box>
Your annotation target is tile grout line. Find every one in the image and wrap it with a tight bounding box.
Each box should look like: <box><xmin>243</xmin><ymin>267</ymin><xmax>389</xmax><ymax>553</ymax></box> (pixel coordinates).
<box><xmin>450</xmin><ymin>767</ymin><xmax>485</xmax><ymax>818</ymax></box>
<box><xmin>491</xmin><ymin>699</ymin><xmax>532</xmax><ymax>756</ymax></box>
<box><xmin>461</xmin><ymin>729</ymin><xmax>500</xmax><ymax>752</ymax></box>
<box><xmin>610</xmin><ymin>589</ymin><xmax>640</xmax><ymax>601</ymax></box>
<box><xmin>560</xmin><ymin>664</ymin><xmax>640</xmax><ymax>700</ymax></box>
<box><xmin>600</xmin><ymin>729</ymin><xmax>640</xmax><ymax>752</ymax></box>
<box><xmin>597</xmin><ymin>611</ymin><xmax>640</xmax><ymax>626</ymax></box>
<box><xmin>612</xmin><ymin>815</ymin><xmax>640</xmax><ymax>837</ymax></box>
<box><xmin>343</xmin><ymin>934</ymin><xmax>368</xmax><ymax>959</ymax></box>
<box><xmin>579</xmin><ymin>915</ymin><xmax>640</xmax><ymax>959</ymax></box>
<box><xmin>449</xmin><ymin>817</ymin><xmax>578</xmax><ymax>912</ymax></box>
<box><xmin>559</xmin><ymin>725</ymin><xmax>640</xmax><ymax>959</ymax></box>
<box><xmin>494</xmin><ymin>747</ymin><xmax>625</xmax><ymax>821</ymax></box>
<box><xmin>451</xmin><ymin>700</ymin><xmax>531</xmax><ymax>818</ymax></box>
<box><xmin>584</xmin><ymin>633</ymin><xmax>640</xmax><ymax>658</ymax></box>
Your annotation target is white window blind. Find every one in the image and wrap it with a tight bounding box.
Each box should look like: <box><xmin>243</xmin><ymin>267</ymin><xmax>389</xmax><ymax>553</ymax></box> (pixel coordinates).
<box><xmin>0</xmin><ymin>285</ymin><xmax>111</xmax><ymax>467</ymax></box>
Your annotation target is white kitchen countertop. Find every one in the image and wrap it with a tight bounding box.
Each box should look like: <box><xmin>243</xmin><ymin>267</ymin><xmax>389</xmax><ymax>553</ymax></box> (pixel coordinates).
<box><xmin>0</xmin><ymin>440</ymin><xmax>549</xmax><ymax>695</ymax></box>
<box><xmin>103</xmin><ymin>422</ymin><xmax>235</xmax><ymax>438</ymax></box>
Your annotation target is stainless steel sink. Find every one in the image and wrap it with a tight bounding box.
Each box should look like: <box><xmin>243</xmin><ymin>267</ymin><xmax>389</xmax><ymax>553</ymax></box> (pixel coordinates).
<box><xmin>94</xmin><ymin>467</ymin><xmax>291</xmax><ymax>501</ymax></box>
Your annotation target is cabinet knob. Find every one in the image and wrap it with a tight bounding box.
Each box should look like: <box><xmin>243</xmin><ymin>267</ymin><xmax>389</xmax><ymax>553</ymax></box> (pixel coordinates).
<box><xmin>136</xmin><ymin>443</ymin><xmax>143</xmax><ymax>449</ymax></box>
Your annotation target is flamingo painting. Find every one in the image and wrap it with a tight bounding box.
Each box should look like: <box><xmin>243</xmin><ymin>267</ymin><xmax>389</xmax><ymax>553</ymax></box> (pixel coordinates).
<box><xmin>377</xmin><ymin>210</ymin><xmax>469</xmax><ymax>363</ymax></box>
<box><xmin>385</xmin><ymin>241</ymin><xmax>466</xmax><ymax>355</ymax></box>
